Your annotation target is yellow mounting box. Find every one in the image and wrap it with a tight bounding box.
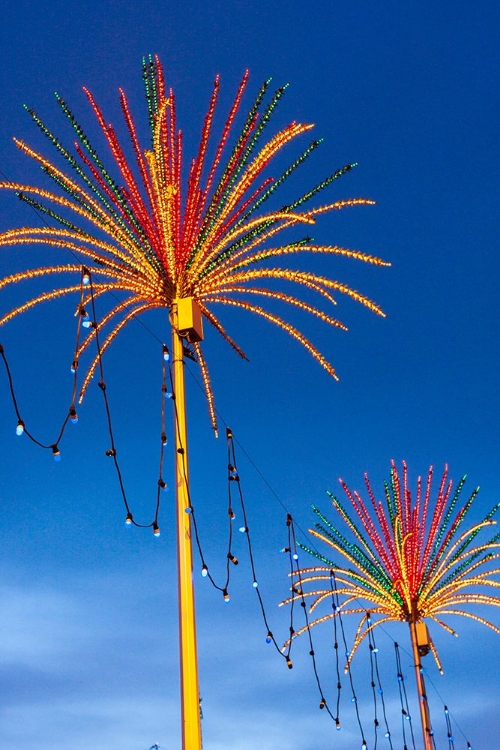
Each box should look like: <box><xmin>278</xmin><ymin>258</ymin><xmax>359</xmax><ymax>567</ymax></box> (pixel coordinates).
<box><xmin>177</xmin><ymin>297</ymin><xmax>204</xmax><ymax>342</ymax></box>
<box><xmin>415</xmin><ymin>621</ymin><xmax>431</xmax><ymax>656</ymax></box>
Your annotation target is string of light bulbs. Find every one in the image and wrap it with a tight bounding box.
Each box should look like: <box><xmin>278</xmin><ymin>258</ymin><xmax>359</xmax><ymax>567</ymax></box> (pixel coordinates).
<box><xmin>394</xmin><ymin>642</ymin><xmax>418</xmax><ymax>749</ymax></box>
<box><xmin>367</xmin><ymin>619</ymin><xmax>394</xmax><ymax>749</ymax></box>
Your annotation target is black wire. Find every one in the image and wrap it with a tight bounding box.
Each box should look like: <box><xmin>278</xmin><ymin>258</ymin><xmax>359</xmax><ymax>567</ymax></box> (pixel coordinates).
<box><xmin>288</xmin><ymin>528</ymin><xmax>336</xmax><ymax>721</ymax></box>
<box><xmin>1</xmin><ymin>272</ymin><xmax>87</xmax><ymax>452</ymax></box>
<box><xmin>331</xmin><ymin>570</ymin><xmax>367</xmax><ymax>745</ymax></box>
<box><xmin>395</xmin><ymin>642</ymin><xmax>417</xmax><ymax>750</ymax></box>
<box><xmin>330</xmin><ymin>572</ymin><xmax>343</xmax><ymax>730</ymax></box>
<box><xmin>367</xmin><ymin>614</ymin><xmax>380</xmax><ymax>749</ymax></box>
<box><xmin>368</xmin><ymin>621</ymin><xmax>394</xmax><ymax>749</ymax></box>
<box><xmin>87</xmin><ymin>272</ymin><xmax>161</xmax><ymax>529</ymax></box>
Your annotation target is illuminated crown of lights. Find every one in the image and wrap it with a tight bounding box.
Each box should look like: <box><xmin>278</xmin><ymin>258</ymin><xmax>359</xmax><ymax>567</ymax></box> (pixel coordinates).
<box><xmin>283</xmin><ymin>461</ymin><xmax>500</xmax><ymax>672</ymax></box>
<box><xmin>0</xmin><ymin>54</ymin><xmax>388</xmax><ymax>432</ymax></box>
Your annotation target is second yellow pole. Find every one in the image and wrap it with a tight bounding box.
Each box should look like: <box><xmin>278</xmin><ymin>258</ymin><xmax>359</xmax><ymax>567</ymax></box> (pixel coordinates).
<box><xmin>171</xmin><ymin>302</ymin><xmax>202</xmax><ymax>750</ymax></box>
<box><xmin>409</xmin><ymin>620</ymin><xmax>433</xmax><ymax>750</ymax></box>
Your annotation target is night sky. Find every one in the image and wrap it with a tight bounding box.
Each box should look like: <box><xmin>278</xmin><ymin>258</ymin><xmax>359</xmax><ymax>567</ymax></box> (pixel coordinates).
<box><xmin>1</xmin><ymin>2</ymin><xmax>499</xmax><ymax>749</ymax></box>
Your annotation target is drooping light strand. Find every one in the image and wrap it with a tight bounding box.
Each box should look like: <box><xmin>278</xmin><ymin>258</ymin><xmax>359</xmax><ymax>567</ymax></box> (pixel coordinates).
<box><xmin>394</xmin><ymin>643</ymin><xmax>417</xmax><ymax>749</ymax></box>
<box><xmin>0</xmin><ymin>267</ymin><xmax>89</xmax><ymax>454</ymax></box>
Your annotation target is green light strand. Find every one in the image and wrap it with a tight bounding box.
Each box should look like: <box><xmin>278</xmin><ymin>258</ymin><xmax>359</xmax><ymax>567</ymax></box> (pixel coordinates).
<box><xmin>235</xmin><ymin>139</ymin><xmax>322</xmax><ymax>228</ymax></box>
<box><xmin>16</xmin><ymin>192</ymin><xmax>88</xmax><ymax>235</ymax></box>
<box><xmin>429</xmin><ymin>475</ymin><xmax>467</xmax><ymax>556</ymax></box>
<box><xmin>199</xmin><ymin>235</ymin><xmax>311</xmax><ymax>279</ymax></box>
<box><xmin>280</xmin><ymin>163</ymin><xmax>357</xmax><ymax>214</ymax></box>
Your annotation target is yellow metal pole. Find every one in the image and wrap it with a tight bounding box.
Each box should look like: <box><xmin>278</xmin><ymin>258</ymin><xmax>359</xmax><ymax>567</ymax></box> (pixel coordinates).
<box><xmin>409</xmin><ymin>620</ymin><xmax>433</xmax><ymax>750</ymax></box>
<box><xmin>171</xmin><ymin>302</ymin><xmax>202</xmax><ymax>750</ymax></box>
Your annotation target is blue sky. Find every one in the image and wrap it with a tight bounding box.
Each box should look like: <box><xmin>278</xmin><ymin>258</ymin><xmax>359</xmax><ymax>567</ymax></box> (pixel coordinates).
<box><xmin>1</xmin><ymin>2</ymin><xmax>499</xmax><ymax>749</ymax></box>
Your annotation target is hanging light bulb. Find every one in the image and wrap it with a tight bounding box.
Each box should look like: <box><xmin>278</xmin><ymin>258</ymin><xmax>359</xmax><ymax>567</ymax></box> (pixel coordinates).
<box><xmin>335</xmin><ymin>720</ymin><xmax>341</xmax><ymax>731</ymax></box>
<box><xmin>227</xmin><ymin>553</ymin><xmax>239</xmax><ymax>565</ymax></box>
<box><xmin>252</xmin><ymin>580</ymin><xmax>258</xmax><ymax>588</ymax></box>
<box><xmin>158</xmin><ymin>479</ymin><xmax>168</xmax><ymax>491</ymax></box>
<box><xmin>105</xmin><ymin>448</ymin><xmax>116</xmax><ymax>457</ymax></box>
<box><xmin>201</xmin><ymin>565</ymin><xmax>208</xmax><ymax>578</ymax></box>
<box><xmin>70</xmin><ymin>359</ymin><xmax>78</xmax><ymax>373</ymax></box>
<box><xmin>16</xmin><ymin>419</ymin><xmax>24</xmax><ymax>436</ymax></box>
<box><xmin>69</xmin><ymin>407</ymin><xmax>78</xmax><ymax>424</ymax></box>
<box><xmin>80</xmin><ymin>307</ymin><xmax>91</xmax><ymax>328</ymax></box>
<box><xmin>223</xmin><ymin>589</ymin><xmax>230</xmax><ymax>602</ymax></box>
<box><xmin>286</xmin><ymin>658</ymin><xmax>293</xmax><ymax>669</ymax></box>
<box><xmin>125</xmin><ymin>512</ymin><xmax>133</xmax><ymax>525</ymax></box>
<box><xmin>280</xmin><ymin>547</ymin><xmax>290</xmax><ymax>553</ymax></box>
<box><xmin>185</xmin><ymin>506</ymin><xmax>192</xmax><ymax>514</ymax></box>
<box><xmin>292</xmin><ymin>552</ymin><xmax>299</xmax><ymax>560</ymax></box>
<box><xmin>228</xmin><ymin>508</ymin><xmax>235</xmax><ymax>520</ymax></box>
<box><xmin>319</xmin><ymin>699</ymin><xmax>326</xmax><ymax>710</ymax></box>
<box><xmin>161</xmin><ymin>432</ymin><xmax>168</xmax><ymax>445</ymax></box>
<box><xmin>52</xmin><ymin>444</ymin><xmax>61</xmax><ymax>461</ymax></box>
<box><xmin>162</xmin><ymin>344</ymin><xmax>170</xmax><ymax>361</ymax></box>
<box><xmin>239</xmin><ymin>525</ymin><xmax>248</xmax><ymax>533</ymax></box>
<box><xmin>265</xmin><ymin>632</ymin><xmax>273</xmax><ymax>644</ymax></box>
<box><xmin>153</xmin><ymin>522</ymin><xmax>160</xmax><ymax>537</ymax></box>
<box><xmin>82</xmin><ymin>268</ymin><xmax>90</xmax><ymax>285</ymax></box>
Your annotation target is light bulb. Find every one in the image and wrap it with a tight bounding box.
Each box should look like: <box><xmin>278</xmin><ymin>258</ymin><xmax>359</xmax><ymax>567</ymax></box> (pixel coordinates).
<box><xmin>70</xmin><ymin>408</ymin><xmax>78</xmax><ymax>424</ymax></box>
<box><xmin>223</xmin><ymin>589</ymin><xmax>230</xmax><ymax>602</ymax></box>
<box><xmin>16</xmin><ymin>420</ymin><xmax>24</xmax><ymax>436</ymax></box>
<box><xmin>162</xmin><ymin>344</ymin><xmax>170</xmax><ymax>361</ymax></box>
<box><xmin>161</xmin><ymin>432</ymin><xmax>168</xmax><ymax>445</ymax></box>
<box><xmin>319</xmin><ymin>699</ymin><xmax>325</xmax><ymax>709</ymax></box>
<box><xmin>265</xmin><ymin>632</ymin><xmax>272</xmax><ymax>644</ymax></box>
<box><xmin>286</xmin><ymin>658</ymin><xmax>293</xmax><ymax>669</ymax></box>
<box><xmin>239</xmin><ymin>525</ymin><xmax>248</xmax><ymax>533</ymax></box>
<box><xmin>52</xmin><ymin>445</ymin><xmax>61</xmax><ymax>461</ymax></box>
<box><xmin>185</xmin><ymin>507</ymin><xmax>192</xmax><ymax>514</ymax></box>
<box><xmin>252</xmin><ymin>580</ymin><xmax>258</xmax><ymax>588</ymax></box>
<box><xmin>153</xmin><ymin>522</ymin><xmax>160</xmax><ymax>537</ymax></box>
<box><xmin>201</xmin><ymin>565</ymin><xmax>208</xmax><ymax>578</ymax></box>
<box><xmin>125</xmin><ymin>513</ymin><xmax>133</xmax><ymax>525</ymax></box>
<box><xmin>228</xmin><ymin>553</ymin><xmax>239</xmax><ymax>565</ymax></box>
<box><xmin>280</xmin><ymin>547</ymin><xmax>290</xmax><ymax>553</ymax></box>
<box><xmin>70</xmin><ymin>359</ymin><xmax>78</xmax><ymax>373</ymax></box>
<box><xmin>292</xmin><ymin>552</ymin><xmax>299</xmax><ymax>560</ymax></box>
<box><xmin>106</xmin><ymin>448</ymin><xmax>116</xmax><ymax>457</ymax></box>
<box><xmin>158</xmin><ymin>479</ymin><xmax>168</xmax><ymax>491</ymax></box>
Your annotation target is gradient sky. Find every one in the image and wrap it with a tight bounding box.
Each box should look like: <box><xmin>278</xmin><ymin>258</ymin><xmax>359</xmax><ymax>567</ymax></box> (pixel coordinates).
<box><xmin>1</xmin><ymin>2</ymin><xmax>499</xmax><ymax>749</ymax></box>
